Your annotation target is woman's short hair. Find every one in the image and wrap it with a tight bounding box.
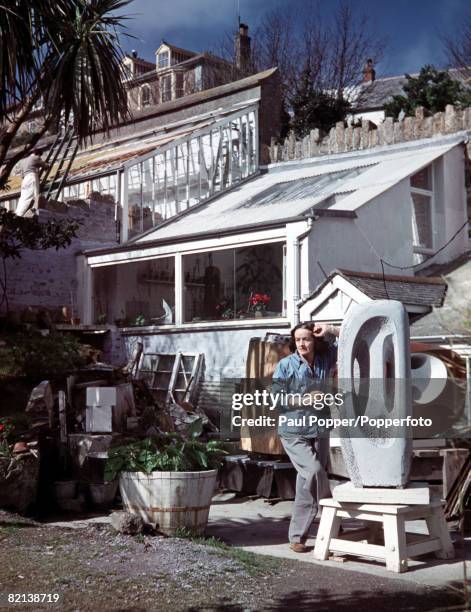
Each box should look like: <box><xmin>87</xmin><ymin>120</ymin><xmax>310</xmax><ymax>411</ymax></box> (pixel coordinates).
<box><xmin>289</xmin><ymin>321</ymin><xmax>328</xmax><ymax>354</ymax></box>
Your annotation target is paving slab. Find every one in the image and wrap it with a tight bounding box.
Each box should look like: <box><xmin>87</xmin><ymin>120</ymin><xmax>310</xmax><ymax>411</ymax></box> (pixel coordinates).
<box><xmin>206</xmin><ymin>494</ymin><xmax>470</xmax><ymax>588</ymax></box>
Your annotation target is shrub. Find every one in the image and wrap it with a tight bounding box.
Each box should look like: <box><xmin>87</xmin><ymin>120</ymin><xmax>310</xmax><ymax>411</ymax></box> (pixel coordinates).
<box><xmin>10</xmin><ymin>332</ymin><xmax>86</xmax><ymax>379</ymax></box>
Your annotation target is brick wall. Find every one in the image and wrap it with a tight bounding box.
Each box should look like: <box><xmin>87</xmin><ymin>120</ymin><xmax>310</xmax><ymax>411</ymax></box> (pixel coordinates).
<box><xmin>4</xmin><ymin>198</ymin><xmax>117</xmax><ymax>318</ymax></box>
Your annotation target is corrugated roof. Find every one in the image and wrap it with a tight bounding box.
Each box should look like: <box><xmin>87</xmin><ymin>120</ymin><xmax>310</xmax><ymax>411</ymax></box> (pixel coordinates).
<box><xmin>135</xmin><ymin>135</ymin><xmax>465</xmax><ymax>244</ymax></box>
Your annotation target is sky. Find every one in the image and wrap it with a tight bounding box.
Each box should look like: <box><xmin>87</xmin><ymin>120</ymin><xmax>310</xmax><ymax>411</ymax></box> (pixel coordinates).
<box><xmin>120</xmin><ymin>0</ymin><xmax>469</xmax><ymax>78</ymax></box>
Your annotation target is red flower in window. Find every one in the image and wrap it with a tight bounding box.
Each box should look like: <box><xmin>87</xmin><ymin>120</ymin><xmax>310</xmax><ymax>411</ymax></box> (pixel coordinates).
<box><xmin>250</xmin><ymin>293</ymin><xmax>270</xmax><ymax>306</ymax></box>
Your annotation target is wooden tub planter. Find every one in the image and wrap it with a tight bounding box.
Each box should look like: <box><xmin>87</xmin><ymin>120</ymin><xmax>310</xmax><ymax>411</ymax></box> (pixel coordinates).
<box><xmin>119</xmin><ymin>469</ymin><xmax>218</xmax><ymax>535</ymax></box>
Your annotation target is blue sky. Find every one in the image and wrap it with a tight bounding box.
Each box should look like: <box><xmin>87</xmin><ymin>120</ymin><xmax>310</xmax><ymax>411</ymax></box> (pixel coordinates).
<box><xmin>121</xmin><ymin>0</ymin><xmax>469</xmax><ymax>77</ymax></box>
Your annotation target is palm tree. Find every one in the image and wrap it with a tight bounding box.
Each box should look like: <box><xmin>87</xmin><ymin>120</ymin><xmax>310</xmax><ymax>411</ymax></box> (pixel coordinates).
<box><xmin>0</xmin><ymin>0</ymin><xmax>132</xmax><ymax>188</ymax></box>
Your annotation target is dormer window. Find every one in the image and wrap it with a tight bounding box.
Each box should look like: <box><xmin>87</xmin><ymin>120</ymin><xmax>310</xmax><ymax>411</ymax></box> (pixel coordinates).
<box><xmin>158</xmin><ymin>51</ymin><xmax>169</xmax><ymax>69</ymax></box>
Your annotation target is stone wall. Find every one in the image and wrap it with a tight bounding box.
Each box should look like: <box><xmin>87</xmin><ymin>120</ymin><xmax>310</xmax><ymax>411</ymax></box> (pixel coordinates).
<box><xmin>269</xmin><ymin>105</ymin><xmax>471</xmax><ymax>163</ymax></box>
<box><xmin>4</xmin><ymin>198</ymin><xmax>117</xmax><ymax>319</ymax></box>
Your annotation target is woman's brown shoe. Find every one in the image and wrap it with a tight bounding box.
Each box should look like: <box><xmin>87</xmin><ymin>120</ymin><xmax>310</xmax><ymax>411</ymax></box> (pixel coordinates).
<box><xmin>289</xmin><ymin>542</ymin><xmax>309</xmax><ymax>553</ymax></box>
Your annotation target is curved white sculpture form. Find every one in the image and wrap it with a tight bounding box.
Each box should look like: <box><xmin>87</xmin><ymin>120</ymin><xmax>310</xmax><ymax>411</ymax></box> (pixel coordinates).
<box><xmin>337</xmin><ymin>299</ymin><xmax>412</xmax><ymax>487</ymax></box>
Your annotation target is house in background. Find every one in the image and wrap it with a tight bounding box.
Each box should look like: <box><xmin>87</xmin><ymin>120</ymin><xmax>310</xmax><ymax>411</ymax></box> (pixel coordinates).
<box><xmin>350</xmin><ymin>62</ymin><xmax>471</xmax><ymax>126</ymax></box>
<box><xmin>123</xmin><ymin>24</ymin><xmax>252</xmax><ymax>112</ymax></box>
<box><xmin>4</xmin><ymin>24</ymin><xmax>253</xmax><ymax>143</ymax></box>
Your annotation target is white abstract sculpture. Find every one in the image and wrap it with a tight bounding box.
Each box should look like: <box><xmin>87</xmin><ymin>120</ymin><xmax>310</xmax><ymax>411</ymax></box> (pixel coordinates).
<box><xmin>337</xmin><ymin>300</ymin><xmax>412</xmax><ymax>487</ymax></box>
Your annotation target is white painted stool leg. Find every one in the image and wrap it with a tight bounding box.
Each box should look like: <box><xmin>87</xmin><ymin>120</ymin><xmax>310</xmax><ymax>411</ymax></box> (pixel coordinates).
<box><xmin>425</xmin><ymin>507</ymin><xmax>455</xmax><ymax>560</ymax></box>
<box><xmin>314</xmin><ymin>506</ymin><xmax>340</xmax><ymax>560</ymax></box>
<box><xmin>383</xmin><ymin>514</ymin><xmax>408</xmax><ymax>573</ymax></box>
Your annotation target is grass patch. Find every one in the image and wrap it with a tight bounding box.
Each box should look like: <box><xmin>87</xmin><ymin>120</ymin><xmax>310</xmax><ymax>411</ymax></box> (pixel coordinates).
<box><xmin>0</xmin><ymin>525</ymin><xmax>19</xmax><ymax>535</ymax></box>
<box><xmin>173</xmin><ymin>528</ymin><xmax>278</xmax><ymax>575</ymax></box>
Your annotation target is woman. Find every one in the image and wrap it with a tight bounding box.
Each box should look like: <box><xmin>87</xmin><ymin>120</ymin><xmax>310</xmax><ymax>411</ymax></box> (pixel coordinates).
<box><xmin>272</xmin><ymin>321</ymin><xmax>339</xmax><ymax>553</ymax></box>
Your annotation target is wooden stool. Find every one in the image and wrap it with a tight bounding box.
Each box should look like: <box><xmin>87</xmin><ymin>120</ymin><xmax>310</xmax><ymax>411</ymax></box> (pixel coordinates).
<box><xmin>313</xmin><ymin>498</ymin><xmax>454</xmax><ymax>573</ymax></box>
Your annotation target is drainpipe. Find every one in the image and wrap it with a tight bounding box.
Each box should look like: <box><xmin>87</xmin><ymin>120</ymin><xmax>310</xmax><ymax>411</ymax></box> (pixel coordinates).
<box><xmin>293</xmin><ymin>216</ymin><xmax>314</xmax><ymax>325</ymax></box>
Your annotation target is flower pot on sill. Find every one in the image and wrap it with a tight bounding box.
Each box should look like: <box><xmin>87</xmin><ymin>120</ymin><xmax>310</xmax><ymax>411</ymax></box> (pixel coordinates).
<box><xmin>119</xmin><ymin>469</ymin><xmax>218</xmax><ymax>535</ymax></box>
<box><xmin>254</xmin><ymin>310</ymin><xmax>263</xmax><ymax>318</ymax></box>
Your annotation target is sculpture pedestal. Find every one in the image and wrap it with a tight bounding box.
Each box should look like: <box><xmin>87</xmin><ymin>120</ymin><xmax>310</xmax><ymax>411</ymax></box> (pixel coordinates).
<box><xmin>313</xmin><ymin>497</ymin><xmax>454</xmax><ymax>573</ymax></box>
<box><xmin>332</xmin><ymin>481</ymin><xmax>431</xmax><ymax>505</ymax></box>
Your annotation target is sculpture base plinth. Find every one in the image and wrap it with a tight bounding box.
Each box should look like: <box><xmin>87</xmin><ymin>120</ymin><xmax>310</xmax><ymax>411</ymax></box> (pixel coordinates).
<box><xmin>333</xmin><ymin>481</ymin><xmax>431</xmax><ymax>505</ymax></box>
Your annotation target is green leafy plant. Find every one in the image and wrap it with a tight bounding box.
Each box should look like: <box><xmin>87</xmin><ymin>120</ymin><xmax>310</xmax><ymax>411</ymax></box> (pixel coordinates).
<box><xmin>105</xmin><ymin>432</ymin><xmax>227</xmax><ymax>481</ymax></box>
<box><xmin>10</xmin><ymin>332</ymin><xmax>86</xmax><ymax>379</ymax></box>
<box><xmin>384</xmin><ymin>65</ymin><xmax>471</xmax><ymax>119</ymax></box>
<box><xmin>0</xmin><ymin>418</ymin><xmax>14</xmax><ymax>458</ymax></box>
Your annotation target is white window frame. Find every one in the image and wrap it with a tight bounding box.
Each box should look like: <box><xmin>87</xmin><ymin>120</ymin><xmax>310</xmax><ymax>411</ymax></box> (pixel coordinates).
<box><xmin>87</xmin><ymin>234</ymin><xmax>288</xmax><ymax>329</ymax></box>
<box><xmin>140</xmin><ymin>84</ymin><xmax>151</xmax><ymax>108</ymax></box>
<box><xmin>411</xmin><ymin>163</ymin><xmax>435</xmax><ymax>255</ymax></box>
<box><xmin>158</xmin><ymin>51</ymin><xmax>169</xmax><ymax>69</ymax></box>
<box><xmin>160</xmin><ymin>74</ymin><xmax>172</xmax><ymax>103</ymax></box>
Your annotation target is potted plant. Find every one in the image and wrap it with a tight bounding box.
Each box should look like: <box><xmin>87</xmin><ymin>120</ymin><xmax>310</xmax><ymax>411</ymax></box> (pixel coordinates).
<box><xmin>105</xmin><ymin>431</ymin><xmax>226</xmax><ymax>535</ymax></box>
<box><xmin>0</xmin><ymin>418</ymin><xmax>39</xmax><ymax>514</ymax></box>
<box><xmin>249</xmin><ymin>293</ymin><xmax>271</xmax><ymax>317</ymax></box>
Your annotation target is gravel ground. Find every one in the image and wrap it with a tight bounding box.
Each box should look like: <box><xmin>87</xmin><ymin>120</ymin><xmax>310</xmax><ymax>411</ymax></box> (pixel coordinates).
<box><xmin>0</xmin><ymin>511</ymin><xmax>467</xmax><ymax>612</ymax></box>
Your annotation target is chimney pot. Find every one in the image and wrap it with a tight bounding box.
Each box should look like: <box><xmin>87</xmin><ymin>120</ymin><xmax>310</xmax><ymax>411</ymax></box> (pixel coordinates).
<box><xmin>235</xmin><ymin>23</ymin><xmax>251</xmax><ymax>75</ymax></box>
<box><xmin>363</xmin><ymin>58</ymin><xmax>376</xmax><ymax>83</ymax></box>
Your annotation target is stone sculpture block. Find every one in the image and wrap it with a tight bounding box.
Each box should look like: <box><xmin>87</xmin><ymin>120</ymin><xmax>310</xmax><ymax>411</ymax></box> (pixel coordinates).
<box><xmin>337</xmin><ymin>300</ymin><xmax>412</xmax><ymax>487</ymax></box>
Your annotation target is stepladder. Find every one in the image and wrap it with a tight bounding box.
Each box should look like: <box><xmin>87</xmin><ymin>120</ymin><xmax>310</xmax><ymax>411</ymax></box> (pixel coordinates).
<box><xmin>313</xmin><ymin>498</ymin><xmax>455</xmax><ymax>573</ymax></box>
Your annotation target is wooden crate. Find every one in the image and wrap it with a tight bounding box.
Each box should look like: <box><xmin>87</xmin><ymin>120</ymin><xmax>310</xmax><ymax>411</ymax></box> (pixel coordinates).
<box><xmin>410</xmin><ymin>448</ymin><xmax>469</xmax><ymax>498</ymax></box>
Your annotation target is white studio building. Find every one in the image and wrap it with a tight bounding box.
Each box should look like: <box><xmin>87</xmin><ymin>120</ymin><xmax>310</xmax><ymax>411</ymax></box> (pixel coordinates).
<box><xmin>78</xmin><ymin>127</ymin><xmax>469</xmax><ymax>394</ymax></box>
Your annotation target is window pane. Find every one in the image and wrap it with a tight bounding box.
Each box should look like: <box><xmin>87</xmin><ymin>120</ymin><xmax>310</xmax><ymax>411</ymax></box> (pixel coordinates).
<box><xmin>161</xmin><ymin>75</ymin><xmax>171</xmax><ymax>102</ymax></box>
<box><xmin>411</xmin><ymin>165</ymin><xmax>432</xmax><ymax>190</ymax></box>
<box><xmin>175</xmin><ymin>73</ymin><xmax>184</xmax><ymax>98</ymax></box>
<box><xmin>183</xmin><ymin>251</ymin><xmax>232</xmax><ymax>322</ymax></box>
<box><xmin>141</xmin><ymin>86</ymin><xmax>151</xmax><ymax>106</ymax></box>
<box><xmin>122</xmin><ymin>108</ymin><xmax>259</xmax><ymax>241</ymax></box>
<box><xmin>412</xmin><ymin>193</ymin><xmax>433</xmax><ymax>249</ymax></box>
<box><xmin>127</xmin><ymin>163</ymin><xmax>142</xmax><ymax>238</ymax></box>
<box><xmin>92</xmin><ymin>257</ymin><xmax>175</xmax><ymax>326</ymax></box>
<box><xmin>158</xmin><ymin>51</ymin><xmax>169</xmax><ymax>69</ymax></box>
<box><xmin>141</xmin><ymin>158</ymin><xmax>154</xmax><ymax>232</ymax></box>
<box><xmin>182</xmin><ymin>243</ymin><xmax>284</xmax><ymax>322</ymax></box>
<box><xmin>235</xmin><ymin>244</ymin><xmax>284</xmax><ymax>317</ymax></box>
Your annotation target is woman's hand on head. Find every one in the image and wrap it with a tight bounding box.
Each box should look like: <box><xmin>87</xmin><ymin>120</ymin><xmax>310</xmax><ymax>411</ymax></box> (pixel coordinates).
<box><xmin>313</xmin><ymin>323</ymin><xmax>339</xmax><ymax>338</ymax></box>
